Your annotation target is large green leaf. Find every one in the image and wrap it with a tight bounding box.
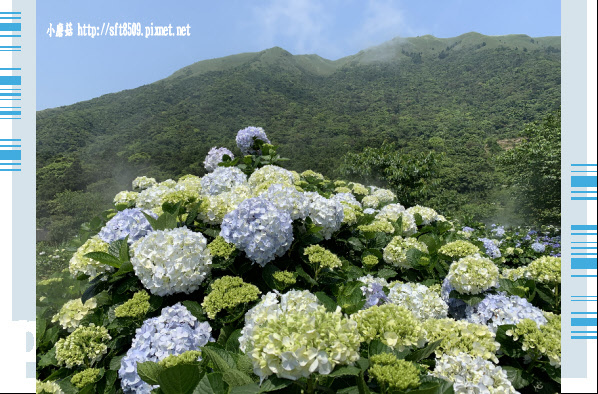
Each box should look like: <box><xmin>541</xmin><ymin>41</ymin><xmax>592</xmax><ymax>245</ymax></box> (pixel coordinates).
<box><xmin>157</xmin><ymin>364</ymin><xmax>201</xmax><ymax>394</ymax></box>
<box><xmin>222</xmin><ymin>369</ymin><xmax>254</xmax><ymax>387</ymax></box>
<box><xmin>405</xmin><ymin>340</ymin><xmax>442</xmax><ymax>362</ymax></box>
<box><xmin>137</xmin><ymin>361</ymin><xmax>164</xmax><ymax>386</ymax></box>
<box><xmin>193</xmin><ymin>373</ymin><xmax>228</xmax><ymax>394</ymax></box>
<box><xmin>84</xmin><ymin>252</ymin><xmax>122</xmax><ymax>268</ymax></box>
<box><xmin>502</xmin><ymin>366</ymin><xmax>532</xmax><ymax>389</ymax></box>
<box><xmin>201</xmin><ymin>346</ymin><xmax>236</xmax><ymax>372</ymax></box>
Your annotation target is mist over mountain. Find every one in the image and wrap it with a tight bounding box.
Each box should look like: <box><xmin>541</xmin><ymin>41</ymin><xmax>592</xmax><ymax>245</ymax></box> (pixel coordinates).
<box><xmin>36</xmin><ymin>32</ymin><xmax>561</xmax><ymax>241</ymax></box>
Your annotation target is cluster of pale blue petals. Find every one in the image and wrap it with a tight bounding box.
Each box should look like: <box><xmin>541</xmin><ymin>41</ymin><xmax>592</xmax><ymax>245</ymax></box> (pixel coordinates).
<box><xmin>478</xmin><ymin>237</ymin><xmax>502</xmax><ymax>259</ymax></box>
<box><xmin>466</xmin><ymin>292</ymin><xmax>547</xmax><ymax>333</ymax></box>
<box><xmin>220</xmin><ymin>197</ymin><xmax>294</xmax><ymax>266</ymax></box>
<box><xmin>531</xmin><ymin>242</ymin><xmax>546</xmax><ymax>253</ymax></box>
<box><xmin>236</xmin><ymin>126</ymin><xmax>271</xmax><ymax>155</ymax></box>
<box><xmin>262</xmin><ymin>183</ymin><xmax>309</xmax><ymax>220</ymax></box>
<box><xmin>118</xmin><ymin>303</ymin><xmax>214</xmax><ymax>394</ymax></box>
<box><xmin>200</xmin><ymin>166</ymin><xmax>248</xmax><ymax>195</ymax></box>
<box><xmin>98</xmin><ymin>208</ymin><xmax>157</xmax><ymax>244</ymax></box>
<box><xmin>203</xmin><ymin>147</ymin><xmax>234</xmax><ymax>172</ymax></box>
<box><xmin>331</xmin><ymin>192</ymin><xmax>362</xmax><ymax>208</ymax></box>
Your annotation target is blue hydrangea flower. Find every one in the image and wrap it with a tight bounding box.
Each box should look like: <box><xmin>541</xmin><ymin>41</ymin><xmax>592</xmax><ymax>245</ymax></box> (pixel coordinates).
<box><xmin>466</xmin><ymin>292</ymin><xmax>547</xmax><ymax>332</ymax></box>
<box><xmin>220</xmin><ymin>198</ymin><xmax>293</xmax><ymax>266</ymax></box>
<box><xmin>491</xmin><ymin>226</ymin><xmax>505</xmax><ymax>238</ymax></box>
<box><xmin>204</xmin><ymin>147</ymin><xmax>234</xmax><ymax>172</ymax></box>
<box><xmin>119</xmin><ymin>303</ymin><xmax>214</xmax><ymax>393</ymax></box>
<box><xmin>462</xmin><ymin>226</ymin><xmax>475</xmax><ymax>233</ymax></box>
<box><xmin>236</xmin><ymin>126</ymin><xmax>271</xmax><ymax>155</ymax></box>
<box><xmin>531</xmin><ymin>242</ymin><xmax>546</xmax><ymax>253</ymax></box>
<box><xmin>200</xmin><ymin>167</ymin><xmax>248</xmax><ymax>195</ymax></box>
<box><xmin>478</xmin><ymin>237</ymin><xmax>502</xmax><ymax>259</ymax></box>
<box><xmin>98</xmin><ymin>208</ymin><xmax>157</xmax><ymax>244</ymax></box>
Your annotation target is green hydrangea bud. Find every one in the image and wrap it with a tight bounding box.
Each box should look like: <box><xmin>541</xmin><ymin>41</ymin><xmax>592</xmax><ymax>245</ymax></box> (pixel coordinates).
<box><xmin>352</xmin><ymin>304</ymin><xmax>427</xmax><ymax>351</ymax></box>
<box><xmin>160</xmin><ymin>189</ymin><xmax>200</xmax><ymax>206</ymax></box>
<box><xmin>114</xmin><ymin>290</ymin><xmax>151</xmax><ymax>319</ymax></box>
<box><xmin>71</xmin><ymin>368</ymin><xmax>102</xmax><ymax>389</ymax></box>
<box><xmin>202</xmin><ymin>276</ymin><xmax>260</xmax><ymax>319</ymax></box>
<box><xmin>362</xmin><ymin>255</ymin><xmax>379</xmax><ymax>268</ymax></box>
<box><xmin>383</xmin><ymin>236</ymin><xmax>429</xmax><ymax>268</ymax></box>
<box><xmin>349</xmin><ymin>182</ymin><xmax>369</xmax><ymax>196</ymax></box>
<box><xmin>528</xmin><ymin>256</ymin><xmax>561</xmax><ymax>285</ymax></box>
<box><xmin>334</xmin><ymin>186</ymin><xmax>352</xmax><ymax>194</ymax></box>
<box><xmin>158</xmin><ymin>350</ymin><xmax>202</xmax><ymax>368</ymax></box>
<box><xmin>52</xmin><ymin>297</ymin><xmax>97</xmax><ymax>332</ymax></box>
<box><xmin>55</xmin><ymin>325</ymin><xmax>111</xmax><ymax>368</ymax></box>
<box><xmin>358</xmin><ymin>219</ymin><xmax>394</xmax><ymax>234</ymax></box>
<box><xmin>438</xmin><ymin>240</ymin><xmax>480</xmax><ymax>259</ymax></box>
<box><xmin>423</xmin><ymin>318</ymin><xmax>500</xmax><ymax>363</ymax></box>
<box><xmin>369</xmin><ymin>353</ymin><xmax>421</xmax><ymax>391</ymax></box>
<box><xmin>304</xmin><ymin>245</ymin><xmax>342</xmax><ymax>270</ymax></box>
<box><xmin>207</xmin><ymin>236</ymin><xmax>237</xmax><ymax>259</ymax></box>
<box><xmin>272</xmin><ymin>270</ymin><xmax>297</xmax><ymax>290</ymax></box>
<box><xmin>508</xmin><ymin>312</ymin><xmax>561</xmax><ymax>367</ymax></box>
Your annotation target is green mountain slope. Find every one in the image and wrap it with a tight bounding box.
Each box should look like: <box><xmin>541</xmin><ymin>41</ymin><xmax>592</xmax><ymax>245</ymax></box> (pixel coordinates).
<box><xmin>36</xmin><ymin>32</ymin><xmax>561</xmax><ymax>241</ymax></box>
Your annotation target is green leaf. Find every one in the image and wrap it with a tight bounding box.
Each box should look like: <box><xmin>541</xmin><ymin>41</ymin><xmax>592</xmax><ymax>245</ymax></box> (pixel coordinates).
<box><xmin>348</xmin><ymin>237</ymin><xmax>364</xmax><ymax>251</ymax></box>
<box><xmin>337</xmin><ymin>282</ymin><xmax>365</xmax><ymax>314</ymax></box>
<box><xmin>405</xmin><ymin>339</ymin><xmax>442</xmax><ymax>362</ymax></box>
<box><xmin>137</xmin><ymin>361</ymin><xmax>164</xmax><ymax>386</ymax></box>
<box><xmin>376</xmin><ymin>268</ymin><xmax>397</xmax><ymax>279</ymax></box>
<box><xmin>296</xmin><ymin>265</ymin><xmax>318</xmax><ymax>286</ymax></box>
<box><xmin>201</xmin><ymin>346</ymin><xmax>236</xmax><ymax>372</ymax></box>
<box><xmin>82</xmin><ymin>280</ymin><xmax>109</xmax><ymax>303</ymax></box>
<box><xmin>356</xmin><ymin>371</ymin><xmax>371</xmax><ymax>394</ymax></box>
<box><xmin>103</xmin><ymin>370</ymin><xmax>118</xmax><ymax>394</ymax></box>
<box><xmin>108</xmin><ymin>239</ymin><xmax>126</xmax><ymax>259</ymax></box>
<box><xmin>315</xmin><ymin>291</ymin><xmax>337</xmax><ymax>312</ymax></box>
<box><xmin>222</xmin><ymin>369</ymin><xmax>255</xmax><ymax>387</ymax></box>
<box><xmin>158</xmin><ymin>364</ymin><xmax>201</xmax><ymax>394</ymax></box>
<box><xmin>193</xmin><ymin>373</ymin><xmax>228</xmax><ymax>394</ymax></box>
<box><xmin>226</xmin><ymin>329</ymin><xmax>243</xmax><ymax>353</ymax></box>
<box><xmin>262</xmin><ymin>264</ymin><xmax>280</xmax><ymax>291</ymax></box>
<box><xmin>114</xmin><ymin>261</ymin><xmax>134</xmax><ymax>276</ymax></box>
<box><xmin>494</xmin><ymin>325</ymin><xmax>521</xmax><ymax>358</ymax></box>
<box><xmin>109</xmin><ymin>355</ymin><xmax>124</xmax><ymax>370</ymax></box>
<box><xmin>182</xmin><ymin>301</ymin><xmax>206</xmax><ymax>321</ymax></box>
<box><xmin>407</xmin><ymin>376</ymin><xmax>454</xmax><ymax>394</ymax></box>
<box><xmin>502</xmin><ymin>366</ymin><xmax>532</xmax><ymax>389</ymax></box>
<box><xmin>38</xmin><ymin>347</ymin><xmax>57</xmax><ymax>368</ymax></box>
<box><xmin>328</xmin><ymin>365</ymin><xmax>361</xmax><ymax>377</ymax></box>
<box><xmin>228</xmin><ymin>384</ymin><xmax>261</xmax><ymax>394</ymax></box>
<box><xmin>84</xmin><ymin>252</ymin><xmax>122</xmax><ymax>268</ymax></box>
<box><xmin>257</xmin><ymin>376</ymin><xmax>293</xmax><ymax>392</ymax></box>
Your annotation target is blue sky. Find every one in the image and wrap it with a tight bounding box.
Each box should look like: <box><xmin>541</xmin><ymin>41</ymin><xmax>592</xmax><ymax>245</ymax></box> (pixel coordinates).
<box><xmin>37</xmin><ymin>0</ymin><xmax>561</xmax><ymax>110</ymax></box>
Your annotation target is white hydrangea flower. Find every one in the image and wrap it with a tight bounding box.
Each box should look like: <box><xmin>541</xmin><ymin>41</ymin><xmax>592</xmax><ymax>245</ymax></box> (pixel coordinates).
<box><xmin>304</xmin><ymin>192</ymin><xmax>344</xmax><ymax>239</ymax></box>
<box><xmin>248</xmin><ymin>165</ymin><xmax>296</xmax><ymax>191</ymax></box>
<box><xmin>198</xmin><ymin>185</ymin><xmax>250</xmax><ymax>225</ymax></box>
<box><xmin>387</xmin><ymin>282</ymin><xmax>448</xmax><ymax>320</ymax></box>
<box><xmin>371</xmin><ymin>187</ymin><xmax>396</xmax><ymax>204</ymax></box>
<box><xmin>406</xmin><ymin>205</ymin><xmax>443</xmax><ymax>225</ymax></box>
<box><xmin>200</xmin><ymin>166</ymin><xmax>248</xmax><ymax>196</ymax></box>
<box><xmin>175</xmin><ymin>175</ymin><xmax>202</xmax><ymax>193</ymax></box>
<box><xmin>132</xmin><ymin>176</ymin><xmax>157</xmax><ymax>191</ymax></box>
<box><xmin>203</xmin><ymin>147</ymin><xmax>235</xmax><ymax>172</ymax></box>
<box><xmin>331</xmin><ymin>192</ymin><xmax>362</xmax><ymax>209</ymax></box>
<box><xmin>220</xmin><ymin>198</ymin><xmax>294</xmax><ymax>266</ymax></box>
<box><xmin>375</xmin><ymin>203</ymin><xmax>405</xmax><ymax>221</ymax></box>
<box><xmin>114</xmin><ymin>191</ymin><xmax>138</xmax><ymax>206</ymax></box>
<box><xmin>383</xmin><ymin>236</ymin><xmax>428</xmax><ymax>268</ymax></box>
<box><xmin>260</xmin><ymin>183</ymin><xmax>309</xmax><ymax>220</ymax></box>
<box><xmin>361</xmin><ymin>195</ymin><xmax>380</xmax><ymax>209</ymax></box>
<box><xmin>239</xmin><ymin>290</ymin><xmax>360</xmax><ymax>382</ymax></box>
<box><xmin>69</xmin><ymin>236</ymin><xmax>114</xmax><ymax>280</ymax></box>
<box><xmin>136</xmin><ymin>183</ymin><xmax>175</xmax><ymax>212</ymax></box>
<box><xmin>52</xmin><ymin>298</ymin><xmax>97</xmax><ymax>332</ymax></box>
<box><xmin>131</xmin><ymin>227</ymin><xmax>212</xmax><ymax>296</ymax></box>
<box><xmin>431</xmin><ymin>352</ymin><xmax>516</xmax><ymax>394</ymax></box>
<box><xmin>446</xmin><ymin>254</ymin><xmax>499</xmax><ymax>295</ymax></box>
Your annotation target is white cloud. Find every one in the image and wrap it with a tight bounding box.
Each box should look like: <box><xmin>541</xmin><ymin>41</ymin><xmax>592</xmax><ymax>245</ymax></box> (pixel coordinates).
<box><xmin>354</xmin><ymin>0</ymin><xmax>409</xmax><ymax>48</ymax></box>
<box><xmin>252</xmin><ymin>0</ymin><xmax>340</xmax><ymax>57</ymax></box>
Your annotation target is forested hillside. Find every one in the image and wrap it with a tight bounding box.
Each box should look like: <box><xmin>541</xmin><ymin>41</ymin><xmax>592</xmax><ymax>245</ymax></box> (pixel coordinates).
<box><xmin>36</xmin><ymin>32</ymin><xmax>561</xmax><ymax>241</ymax></box>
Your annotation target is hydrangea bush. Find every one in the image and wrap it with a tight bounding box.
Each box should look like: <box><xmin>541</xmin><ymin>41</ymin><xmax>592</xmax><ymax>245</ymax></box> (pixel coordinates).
<box><xmin>36</xmin><ymin>128</ymin><xmax>562</xmax><ymax>394</ymax></box>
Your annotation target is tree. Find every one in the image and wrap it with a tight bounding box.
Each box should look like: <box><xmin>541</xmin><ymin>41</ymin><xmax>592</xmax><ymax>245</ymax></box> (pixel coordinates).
<box><xmin>338</xmin><ymin>142</ymin><xmax>441</xmax><ymax>207</ymax></box>
<box><xmin>497</xmin><ymin>110</ymin><xmax>561</xmax><ymax>225</ymax></box>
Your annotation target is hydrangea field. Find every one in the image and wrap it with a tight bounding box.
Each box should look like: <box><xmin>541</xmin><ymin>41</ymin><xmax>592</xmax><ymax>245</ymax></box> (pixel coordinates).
<box><xmin>36</xmin><ymin>127</ymin><xmax>562</xmax><ymax>394</ymax></box>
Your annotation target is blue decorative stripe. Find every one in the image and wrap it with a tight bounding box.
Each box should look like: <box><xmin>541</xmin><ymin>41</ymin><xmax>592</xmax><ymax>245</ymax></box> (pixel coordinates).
<box><xmin>572</xmin><ymin>312</ymin><xmax>598</xmax><ymax>315</ymax></box>
<box><xmin>572</xmin><ymin>225</ymin><xmax>597</xmax><ymax>230</ymax></box>
<box><xmin>0</xmin><ymin>23</ymin><xmax>21</xmax><ymax>31</ymax></box>
<box><xmin>572</xmin><ymin>164</ymin><xmax>598</xmax><ymax>166</ymax></box>
<box><xmin>572</xmin><ymin>176</ymin><xmax>598</xmax><ymax>187</ymax></box>
<box><xmin>571</xmin><ymin>258</ymin><xmax>597</xmax><ymax>269</ymax></box>
<box><xmin>572</xmin><ymin>318</ymin><xmax>598</xmax><ymax>326</ymax></box>
<box><xmin>572</xmin><ymin>336</ymin><xmax>597</xmax><ymax>339</ymax></box>
<box><xmin>0</xmin><ymin>76</ymin><xmax>21</xmax><ymax>85</ymax></box>
<box><xmin>0</xmin><ymin>150</ymin><xmax>21</xmax><ymax>160</ymax></box>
